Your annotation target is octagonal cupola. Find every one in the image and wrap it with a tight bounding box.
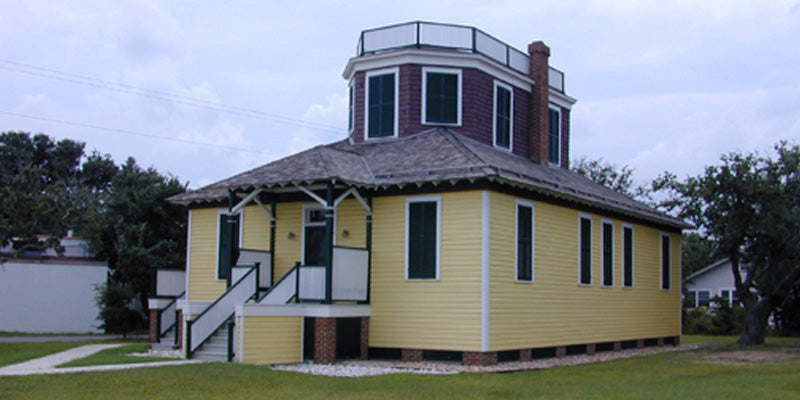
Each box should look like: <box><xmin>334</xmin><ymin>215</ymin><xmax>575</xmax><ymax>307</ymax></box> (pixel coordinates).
<box><xmin>342</xmin><ymin>21</ymin><xmax>576</xmax><ymax>168</ymax></box>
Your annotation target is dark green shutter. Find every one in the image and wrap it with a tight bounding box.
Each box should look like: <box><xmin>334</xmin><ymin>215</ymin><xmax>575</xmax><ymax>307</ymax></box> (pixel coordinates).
<box><xmin>548</xmin><ymin>108</ymin><xmax>560</xmax><ymax>163</ymax></box>
<box><xmin>495</xmin><ymin>86</ymin><xmax>511</xmax><ymax>149</ymax></box>
<box><xmin>623</xmin><ymin>227</ymin><xmax>633</xmax><ymax>287</ymax></box>
<box><xmin>217</xmin><ymin>214</ymin><xmax>240</xmax><ymax>280</ymax></box>
<box><xmin>425</xmin><ymin>72</ymin><xmax>458</xmax><ymax>124</ymax></box>
<box><xmin>408</xmin><ymin>201</ymin><xmax>437</xmax><ymax>279</ymax></box>
<box><xmin>603</xmin><ymin>223</ymin><xmax>613</xmax><ymax>286</ymax></box>
<box><xmin>368</xmin><ymin>73</ymin><xmax>395</xmax><ymax>138</ymax></box>
<box><xmin>661</xmin><ymin>235</ymin><xmax>670</xmax><ymax>289</ymax></box>
<box><xmin>580</xmin><ymin>217</ymin><xmax>591</xmax><ymax>284</ymax></box>
<box><xmin>517</xmin><ymin>205</ymin><xmax>533</xmax><ymax>281</ymax></box>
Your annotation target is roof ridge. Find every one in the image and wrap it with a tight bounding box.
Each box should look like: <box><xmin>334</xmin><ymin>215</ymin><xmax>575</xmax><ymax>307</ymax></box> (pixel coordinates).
<box><xmin>439</xmin><ymin>128</ymin><xmax>489</xmax><ymax>167</ymax></box>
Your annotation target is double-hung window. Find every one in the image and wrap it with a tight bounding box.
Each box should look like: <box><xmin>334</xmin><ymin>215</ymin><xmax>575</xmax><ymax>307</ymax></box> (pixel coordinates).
<box><xmin>661</xmin><ymin>234</ymin><xmax>671</xmax><ymax>290</ymax></box>
<box><xmin>516</xmin><ymin>201</ymin><xmax>534</xmax><ymax>282</ymax></box>
<box><xmin>406</xmin><ymin>197</ymin><xmax>440</xmax><ymax>280</ymax></box>
<box><xmin>366</xmin><ymin>68</ymin><xmax>398</xmax><ymax>139</ymax></box>
<box><xmin>579</xmin><ymin>215</ymin><xmax>592</xmax><ymax>285</ymax></box>
<box><xmin>548</xmin><ymin>107</ymin><xmax>561</xmax><ymax>164</ymax></box>
<box><xmin>602</xmin><ymin>221</ymin><xmax>613</xmax><ymax>287</ymax></box>
<box><xmin>494</xmin><ymin>81</ymin><xmax>513</xmax><ymax>150</ymax></box>
<box><xmin>623</xmin><ymin>225</ymin><xmax>634</xmax><ymax>288</ymax></box>
<box><xmin>422</xmin><ymin>68</ymin><xmax>461</xmax><ymax>125</ymax></box>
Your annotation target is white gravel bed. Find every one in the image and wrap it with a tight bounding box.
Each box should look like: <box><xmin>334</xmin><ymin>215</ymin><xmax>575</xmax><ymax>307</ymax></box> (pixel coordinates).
<box><xmin>128</xmin><ymin>349</ymin><xmax>184</xmax><ymax>359</ymax></box>
<box><xmin>271</xmin><ymin>344</ymin><xmax>699</xmax><ymax>378</ymax></box>
<box><xmin>271</xmin><ymin>361</ymin><xmax>459</xmax><ymax>377</ymax></box>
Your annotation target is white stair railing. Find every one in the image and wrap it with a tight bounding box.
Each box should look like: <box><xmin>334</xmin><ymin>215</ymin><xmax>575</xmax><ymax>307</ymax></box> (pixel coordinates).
<box><xmin>186</xmin><ymin>264</ymin><xmax>258</xmax><ymax>357</ymax></box>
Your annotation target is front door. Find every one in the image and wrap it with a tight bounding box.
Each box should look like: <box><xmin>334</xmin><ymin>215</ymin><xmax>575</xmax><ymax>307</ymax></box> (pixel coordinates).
<box><xmin>303</xmin><ymin>206</ymin><xmax>327</xmax><ymax>266</ymax></box>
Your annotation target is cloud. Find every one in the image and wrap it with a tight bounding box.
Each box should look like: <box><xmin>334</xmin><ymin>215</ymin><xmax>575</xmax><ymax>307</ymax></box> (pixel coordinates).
<box><xmin>573</xmin><ymin>86</ymin><xmax>800</xmax><ymax>184</ymax></box>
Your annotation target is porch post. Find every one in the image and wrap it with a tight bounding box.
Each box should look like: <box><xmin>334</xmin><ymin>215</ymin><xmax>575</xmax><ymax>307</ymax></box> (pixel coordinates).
<box><xmin>227</xmin><ymin>190</ymin><xmax>237</xmax><ymax>288</ymax></box>
<box><xmin>270</xmin><ymin>199</ymin><xmax>276</xmax><ymax>286</ymax></box>
<box><xmin>324</xmin><ymin>182</ymin><xmax>334</xmax><ymax>304</ymax></box>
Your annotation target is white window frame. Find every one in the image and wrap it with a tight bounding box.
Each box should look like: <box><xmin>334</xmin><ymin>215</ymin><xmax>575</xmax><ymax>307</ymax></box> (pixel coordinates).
<box><xmin>622</xmin><ymin>224</ymin><xmax>635</xmax><ymax>288</ymax></box>
<box><xmin>216</xmin><ymin>208</ymin><xmax>243</xmax><ymax>281</ymax></box>
<box><xmin>493</xmin><ymin>80</ymin><xmax>514</xmax><ymax>152</ymax></box>
<box><xmin>364</xmin><ymin>67</ymin><xmax>399</xmax><ymax>140</ymax></box>
<box><xmin>601</xmin><ymin>219</ymin><xmax>614</xmax><ymax>288</ymax></box>
<box><xmin>405</xmin><ymin>196</ymin><xmax>442</xmax><ymax>281</ymax></box>
<box><xmin>695</xmin><ymin>288</ymin><xmax>712</xmax><ymax>307</ymax></box>
<box><xmin>421</xmin><ymin>67</ymin><xmax>462</xmax><ymax>126</ymax></box>
<box><xmin>300</xmin><ymin>203</ymin><xmax>337</xmax><ymax>265</ymax></box>
<box><xmin>578</xmin><ymin>213</ymin><xmax>592</xmax><ymax>286</ymax></box>
<box><xmin>348</xmin><ymin>79</ymin><xmax>355</xmax><ymax>134</ymax></box>
<box><xmin>719</xmin><ymin>287</ymin><xmax>738</xmax><ymax>307</ymax></box>
<box><xmin>660</xmin><ymin>232</ymin><xmax>671</xmax><ymax>291</ymax></box>
<box><xmin>548</xmin><ymin>105</ymin><xmax>561</xmax><ymax>166</ymax></box>
<box><xmin>514</xmin><ymin>200</ymin><xmax>535</xmax><ymax>283</ymax></box>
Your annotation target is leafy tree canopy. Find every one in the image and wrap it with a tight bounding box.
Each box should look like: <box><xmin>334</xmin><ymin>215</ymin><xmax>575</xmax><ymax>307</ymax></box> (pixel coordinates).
<box><xmin>571</xmin><ymin>156</ymin><xmax>648</xmax><ymax>199</ymax></box>
<box><xmin>654</xmin><ymin>142</ymin><xmax>800</xmax><ymax>345</ymax></box>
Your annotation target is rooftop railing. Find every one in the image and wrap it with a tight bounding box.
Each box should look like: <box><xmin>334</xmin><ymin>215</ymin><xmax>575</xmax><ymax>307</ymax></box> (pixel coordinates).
<box><xmin>356</xmin><ymin>21</ymin><xmax>565</xmax><ymax>92</ymax></box>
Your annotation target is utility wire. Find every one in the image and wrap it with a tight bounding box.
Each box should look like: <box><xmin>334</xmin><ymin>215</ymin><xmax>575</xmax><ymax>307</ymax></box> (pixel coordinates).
<box><xmin>0</xmin><ymin>59</ymin><xmax>343</xmax><ymax>134</ymax></box>
<box><xmin>0</xmin><ymin>109</ymin><xmax>279</xmax><ymax>156</ymax></box>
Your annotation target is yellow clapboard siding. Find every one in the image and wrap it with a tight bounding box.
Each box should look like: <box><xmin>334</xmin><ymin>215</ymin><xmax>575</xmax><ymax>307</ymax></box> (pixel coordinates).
<box><xmin>240</xmin><ymin>315</ymin><xmax>303</xmax><ymax>364</ymax></box>
<box><xmin>273</xmin><ymin>202</ymin><xmax>302</xmax><ymax>280</ymax></box>
<box><xmin>489</xmin><ymin>192</ymin><xmax>681</xmax><ymax>350</ymax></box>
<box><xmin>188</xmin><ymin>208</ymin><xmax>226</xmax><ymax>302</ymax></box>
<box><xmin>336</xmin><ymin>199</ymin><xmax>368</xmax><ymax>249</ymax></box>
<box><xmin>370</xmin><ymin>191</ymin><xmax>483</xmax><ymax>351</ymax></box>
<box><xmin>242</xmin><ymin>205</ymin><xmax>271</xmax><ymax>251</ymax></box>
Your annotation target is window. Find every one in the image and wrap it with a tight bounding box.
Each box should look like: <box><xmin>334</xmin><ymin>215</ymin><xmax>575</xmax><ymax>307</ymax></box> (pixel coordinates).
<box><xmin>422</xmin><ymin>68</ymin><xmax>461</xmax><ymax>125</ymax></box>
<box><xmin>685</xmin><ymin>291</ymin><xmax>697</xmax><ymax>307</ymax></box>
<box><xmin>661</xmin><ymin>234</ymin><xmax>671</xmax><ymax>290</ymax></box>
<box><xmin>366</xmin><ymin>68</ymin><xmax>398</xmax><ymax>138</ymax></box>
<box><xmin>623</xmin><ymin>225</ymin><xmax>634</xmax><ymax>287</ymax></box>
<box><xmin>348</xmin><ymin>82</ymin><xmax>354</xmax><ymax>133</ymax></box>
<box><xmin>602</xmin><ymin>221</ymin><xmax>613</xmax><ymax>287</ymax></box>
<box><xmin>697</xmin><ymin>290</ymin><xmax>711</xmax><ymax>307</ymax></box>
<box><xmin>406</xmin><ymin>198</ymin><xmax>440</xmax><ymax>280</ymax></box>
<box><xmin>516</xmin><ymin>202</ymin><xmax>534</xmax><ymax>282</ymax></box>
<box><xmin>579</xmin><ymin>216</ymin><xmax>592</xmax><ymax>285</ymax></box>
<box><xmin>720</xmin><ymin>289</ymin><xmax>741</xmax><ymax>307</ymax></box>
<box><xmin>217</xmin><ymin>213</ymin><xmax>241</xmax><ymax>280</ymax></box>
<box><xmin>548</xmin><ymin>107</ymin><xmax>560</xmax><ymax>164</ymax></box>
<box><xmin>493</xmin><ymin>81</ymin><xmax>513</xmax><ymax>150</ymax></box>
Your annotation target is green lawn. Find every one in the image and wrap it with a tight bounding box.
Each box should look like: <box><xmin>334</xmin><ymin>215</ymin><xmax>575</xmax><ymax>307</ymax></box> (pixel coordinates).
<box><xmin>0</xmin><ymin>341</ymin><xmax>100</xmax><ymax>368</ymax></box>
<box><xmin>57</xmin><ymin>343</ymin><xmax>174</xmax><ymax>368</ymax></box>
<box><xmin>1</xmin><ymin>337</ymin><xmax>798</xmax><ymax>400</ymax></box>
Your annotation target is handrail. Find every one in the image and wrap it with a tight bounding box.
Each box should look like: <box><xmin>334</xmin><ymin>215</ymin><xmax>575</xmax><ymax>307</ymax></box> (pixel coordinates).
<box><xmin>186</xmin><ymin>263</ymin><xmax>259</xmax><ymax>358</ymax></box>
<box><xmin>159</xmin><ymin>290</ymin><xmax>185</xmax><ymax>338</ymax></box>
<box><xmin>257</xmin><ymin>264</ymin><xmax>299</xmax><ymax>303</ymax></box>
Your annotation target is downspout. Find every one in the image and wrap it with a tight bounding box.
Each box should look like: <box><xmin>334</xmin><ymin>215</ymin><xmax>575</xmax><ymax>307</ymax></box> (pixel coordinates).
<box><xmin>364</xmin><ymin>194</ymin><xmax>372</xmax><ymax>304</ymax></box>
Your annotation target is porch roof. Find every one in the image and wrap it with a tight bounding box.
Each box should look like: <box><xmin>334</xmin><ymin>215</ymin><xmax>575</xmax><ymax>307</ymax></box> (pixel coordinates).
<box><xmin>168</xmin><ymin>128</ymin><xmax>690</xmax><ymax>230</ymax></box>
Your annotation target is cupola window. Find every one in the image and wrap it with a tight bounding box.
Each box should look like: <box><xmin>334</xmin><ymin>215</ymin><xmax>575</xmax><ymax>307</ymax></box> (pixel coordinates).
<box><xmin>422</xmin><ymin>67</ymin><xmax>461</xmax><ymax>125</ymax></box>
<box><xmin>366</xmin><ymin>68</ymin><xmax>398</xmax><ymax>139</ymax></box>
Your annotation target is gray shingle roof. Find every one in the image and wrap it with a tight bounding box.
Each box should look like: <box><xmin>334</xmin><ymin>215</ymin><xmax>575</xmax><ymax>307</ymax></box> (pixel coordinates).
<box><xmin>169</xmin><ymin>128</ymin><xmax>689</xmax><ymax>229</ymax></box>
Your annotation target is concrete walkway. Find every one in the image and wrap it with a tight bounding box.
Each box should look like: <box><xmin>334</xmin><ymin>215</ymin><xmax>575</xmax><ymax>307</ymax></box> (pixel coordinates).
<box><xmin>0</xmin><ymin>344</ymin><xmax>202</xmax><ymax>376</ymax></box>
<box><xmin>0</xmin><ymin>334</ymin><xmax>147</xmax><ymax>343</ymax></box>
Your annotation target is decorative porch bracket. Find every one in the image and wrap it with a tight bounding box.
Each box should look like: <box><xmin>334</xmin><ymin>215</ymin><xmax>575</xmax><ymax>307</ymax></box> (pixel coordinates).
<box><xmin>230</xmin><ymin>189</ymin><xmax>263</xmax><ymax>214</ymax></box>
<box><xmin>299</xmin><ymin>186</ymin><xmax>372</xmax><ymax>215</ymax></box>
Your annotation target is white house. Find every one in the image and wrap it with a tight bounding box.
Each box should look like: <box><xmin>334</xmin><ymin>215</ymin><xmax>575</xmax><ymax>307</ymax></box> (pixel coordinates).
<box><xmin>685</xmin><ymin>259</ymin><xmax>744</xmax><ymax>308</ymax></box>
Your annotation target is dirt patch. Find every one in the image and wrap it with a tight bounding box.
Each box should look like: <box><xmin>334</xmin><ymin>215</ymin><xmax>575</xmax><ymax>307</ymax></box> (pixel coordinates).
<box><xmin>700</xmin><ymin>349</ymin><xmax>800</xmax><ymax>365</ymax></box>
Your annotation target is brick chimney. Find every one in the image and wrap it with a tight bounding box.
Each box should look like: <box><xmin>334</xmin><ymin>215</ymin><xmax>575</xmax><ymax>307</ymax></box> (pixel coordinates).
<box><xmin>528</xmin><ymin>41</ymin><xmax>550</xmax><ymax>165</ymax></box>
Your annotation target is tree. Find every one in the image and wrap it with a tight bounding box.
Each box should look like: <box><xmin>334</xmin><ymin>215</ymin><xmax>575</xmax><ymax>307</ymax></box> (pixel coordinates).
<box><xmin>0</xmin><ymin>132</ymin><xmax>86</xmax><ymax>252</ymax></box>
<box><xmin>571</xmin><ymin>156</ymin><xmax>647</xmax><ymax>199</ymax></box>
<box><xmin>82</xmin><ymin>157</ymin><xmax>187</xmax><ymax>334</ymax></box>
<box><xmin>654</xmin><ymin>142</ymin><xmax>800</xmax><ymax>345</ymax></box>
<box><xmin>682</xmin><ymin>231</ymin><xmax>719</xmax><ymax>277</ymax></box>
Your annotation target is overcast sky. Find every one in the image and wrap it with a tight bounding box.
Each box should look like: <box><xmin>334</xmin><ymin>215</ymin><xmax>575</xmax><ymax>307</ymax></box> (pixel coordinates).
<box><xmin>2</xmin><ymin>1</ymin><xmax>799</xmax><ymax>189</ymax></box>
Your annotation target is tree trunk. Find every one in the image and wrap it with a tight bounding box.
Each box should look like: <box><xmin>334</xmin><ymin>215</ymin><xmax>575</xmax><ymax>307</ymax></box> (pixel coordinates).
<box><xmin>738</xmin><ymin>301</ymin><xmax>771</xmax><ymax>345</ymax></box>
